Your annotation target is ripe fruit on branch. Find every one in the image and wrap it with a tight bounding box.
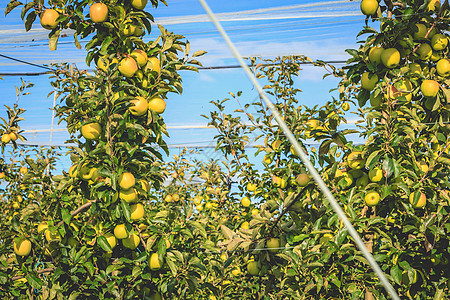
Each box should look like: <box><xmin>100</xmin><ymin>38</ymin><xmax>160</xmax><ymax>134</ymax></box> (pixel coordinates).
<box><xmin>9</xmin><ymin>132</ymin><xmax>18</xmax><ymax>142</ymax></box>
<box><xmin>148</xmin><ymin>97</ymin><xmax>166</xmax><ymax>114</ymax></box>
<box><xmin>416</xmin><ymin>43</ymin><xmax>433</xmax><ymax>60</ymax></box>
<box><xmin>119</xmin><ymin>188</ymin><xmax>138</xmax><ymax>203</ymax></box>
<box><xmin>436</xmin><ymin>59</ymin><xmax>450</xmax><ymax>77</ymax></box>
<box><xmin>360</xmin><ymin>0</ymin><xmax>378</xmax><ymax>15</ymax></box>
<box><xmin>96</xmin><ymin>56</ymin><xmax>118</xmax><ymax>72</ymax></box>
<box><xmin>417</xmin><ymin>161</ymin><xmax>429</xmax><ymax>173</ymax></box>
<box><xmin>131</xmin><ymin>49</ymin><xmax>148</xmax><ymax>67</ymax></box>
<box><xmin>145</xmin><ymin>57</ymin><xmax>161</xmax><ymax>74</ymax></box>
<box><xmin>89</xmin><ymin>3</ymin><xmax>108</xmax><ymax>23</ymax></box>
<box><xmin>19</xmin><ymin>166</ymin><xmax>28</xmax><ymax>174</ymax></box>
<box><xmin>129</xmin><ymin>96</ymin><xmax>148</xmax><ymax>116</ymax></box>
<box><xmin>1</xmin><ymin>134</ymin><xmax>11</xmax><ymax>144</ymax></box>
<box><xmin>409</xmin><ymin>191</ymin><xmax>426</xmax><ymax>208</ymax></box>
<box><xmin>130</xmin><ymin>203</ymin><xmax>144</xmax><ymax>221</ymax></box>
<box><xmin>104</xmin><ymin>233</ymin><xmax>117</xmax><ymax>249</ymax></box>
<box><xmin>368</xmin><ymin>167</ymin><xmax>383</xmax><ymax>182</ymax></box>
<box><xmin>119</xmin><ymin>57</ymin><xmax>138</xmax><ymax>77</ymax></box>
<box><xmin>114</xmin><ymin>224</ymin><xmax>128</xmax><ymax>239</ymax></box>
<box><xmin>387</xmin><ymin>80</ymin><xmax>413</xmax><ymax>101</ymax></box>
<box><xmin>381</xmin><ymin>48</ymin><xmax>400</xmax><ymax>68</ymax></box>
<box><xmin>342</xmin><ymin>102</ymin><xmax>350</xmax><ymax>111</ymax></box>
<box><xmin>132</xmin><ymin>0</ymin><xmax>148</xmax><ymax>10</ymax></box>
<box><xmin>272</xmin><ymin>176</ymin><xmax>287</xmax><ymax>188</ymax></box>
<box><xmin>271</xmin><ymin>140</ymin><xmax>282</xmax><ymax>152</ymax></box>
<box><xmin>266</xmin><ymin>238</ymin><xmax>280</xmax><ymax>253</ymax></box>
<box><xmin>368</xmin><ymin>46</ymin><xmax>384</xmax><ymax>64</ymax></box>
<box><xmin>370</xmin><ymin>92</ymin><xmax>382</xmax><ymax>106</ymax></box>
<box><xmin>361</xmin><ymin>72</ymin><xmax>378</xmax><ymax>91</ymax></box>
<box><xmin>431</xmin><ymin>34</ymin><xmax>448</xmax><ymax>50</ymax></box>
<box><xmin>149</xmin><ymin>253</ymin><xmax>163</xmax><ymax>270</ymax></box>
<box><xmin>241</xmin><ymin>197</ymin><xmax>251</xmax><ymax>207</ymax></box>
<box><xmin>414</xmin><ymin>24</ymin><xmax>428</xmax><ymax>40</ymax></box>
<box><xmin>364</xmin><ymin>190</ymin><xmax>380</xmax><ymax>206</ymax></box>
<box><xmin>81</xmin><ymin>123</ymin><xmax>101</xmax><ymax>140</ymax></box>
<box><xmin>296</xmin><ymin>173</ymin><xmax>310</xmax><ymax>187</ymax></box>
<box><xmin>45</xmin><ymin>230</ymin><xmax>61</xmax><ymax>242</ymax></box>
<box><xmin>241</xmin><ymin>221</ymin><xmax>249</xmax><ymax>230</ymax></box>
<box><xmin>119</xmin><ymin>172</ymin><xmax>135</xmax><ymax>189</ymax></box>
<box><xmin>246</xmin><ymin>183</ymin><xmax>257</xmax><ymax>192</ymax></box>
<box><xmin>347</xmin><ymin>151</ymin><xmax>365</xmax><ymax>170</ymax></box>
<box><xmin>247</xmin><ymin>260</ymin><xmax>260</xmax><ymax>275</ymax></box>
<box><xmin>14</xmin><ymin>238</ymin><xmax>32</xmax><ymax>256</ymax></box>
<box><xmin>122</xmin><ymin>233</ymin><xmax>140</xmax><ymax>249</ymax></box>
<box><xmin>421</xmin><ymin>80</ymin><xmax>439</xmax><ymax>97</ymax></box>
<box><xmin>40</xmin><ymin>9</ymin><xmax>59</xmax><ymax>29</ymax></box>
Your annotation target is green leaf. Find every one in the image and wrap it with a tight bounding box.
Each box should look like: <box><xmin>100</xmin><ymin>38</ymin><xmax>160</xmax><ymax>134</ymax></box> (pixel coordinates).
<box><xmin>6</xmin><ymin>1</ymin><xmax>22</xmax><ymax>16</ymax></box>
<box><xmin>61</xmin><ymin>208</ymin><xmax>71</xmax><ymax>225</ymax></box>
<box><xmin>49</xmin><ymin>30</ymin><xmax>61</xmax><ymax>51</ymax></box>
<box><xmin>192</xmin><ymin>50</ymin><xmax>207</xmax><ymax>57</ymax></box>
<box><xmin>26</xmin><ymin>273</ymin><xmax>43</xmax><ymax>289</ymax></box>
<box><xmin>97</xmin><ymin>235</ymin><xmax>113</xmax><ymax>252</ymax></box>
<box><xmin>382</xmin><ymin>156</ymin><xmax>394</xmax><ymax>179</ymax></box>
<box><xmin>121</xmin><ymin>200</ymin><xmax>131</xmax><ymax>222</ymax></box>
<box><xmin>190</xmin><ymin>221</ymin><xmax>207</xmax><ymax>238</ymax></box>
<box><xmin>24</xmin><ymin>10</ymin><xmax>36</xmax><ymax>31</ymax></box>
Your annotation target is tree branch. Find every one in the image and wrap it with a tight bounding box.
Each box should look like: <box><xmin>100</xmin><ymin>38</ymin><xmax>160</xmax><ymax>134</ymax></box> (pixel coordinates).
<box><xmin>57</xmin><ymin>200</ymin><xmax>96</xmax><ymax>227</ymax></box>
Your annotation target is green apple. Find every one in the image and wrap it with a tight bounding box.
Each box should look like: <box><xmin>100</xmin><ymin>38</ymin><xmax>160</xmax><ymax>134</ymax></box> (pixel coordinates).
<box><xmin>368</xmin><ymin>46</ymin><xmax>384</xmax><ymax>64</ymax></box>
<box><xmin>370</xmin><ymin>92</ymin><xmax>382</xmax><ymax>107</ymax></box>
<box><xmin>431</xmin><ymin>34</ymin><xmax>448</xmax><ymax>50</ymax></box>
<box><xmin>361</xmin><ymin>72</ymin><xmax>378</xmax><ymax>90</ymax></box>
<box><xmin>416</xmin><ymin>43</ymin><xmax>432</xmax><ymax>60</ymax></box>
<box><xmin>360</xmin><ymin>0</ymin><xmax>379</xmax><ymax>15</ymax></box>
<box><xmin>347</xmin><ymin>151</ymin><xmax>365</xmax><ymax>169</ymax></box>
<box><xmin>356</xmin><ymin>173</ymin><xmax>369</xmax><ymax>188</ymax></box>
<box><xmin>436</xmin><ymin>59</ymin><xmax>450</xmax><ymax>77</ymax></box>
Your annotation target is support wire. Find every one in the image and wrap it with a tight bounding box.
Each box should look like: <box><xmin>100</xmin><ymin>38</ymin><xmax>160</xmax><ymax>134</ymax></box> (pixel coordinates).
<box><xmin>197</xmin><ymin>0</ymin><xmax>400</xmax><ymax>299</ymax></box>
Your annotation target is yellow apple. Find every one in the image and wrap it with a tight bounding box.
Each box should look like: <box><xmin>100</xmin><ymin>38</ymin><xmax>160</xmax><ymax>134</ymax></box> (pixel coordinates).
<box><xmin>347</xmin><ymin>151</ymin><xmax>365</xmax><ymax>169</ymax></box>
<box><xmin>240</xmin><ymin>221</ymin><xmax>249</xmax><ymax>230</ymax></box>
<box><xmin>148</xmin><ymin>97</ymin><xmax>166</xmax><ymax>114</ymax></box>
<box><xmin>431</xmin><ymin>34</ymin><xmax>448</xmax><ymax>50</ymax></box>
<box><xmin>149</xmin><ymin>252</ymin><xmax>163</xmax><ymax>270</ymax></box>
<box><xmin>14</xmin><ymin>238</ymin><xmax>32</xmax><ymax>256</ymax></box>
<box><xmin>89</xmin><ymin>2</ymin><xmax>108</xmax><ymax>23</ymax></box>
<box><xmin>437</xmin><ymin>58</ymin><xmax>450</xmax><ymax>77</ymax></box>
<box><xmin>132</xmin><ymin>0</ymin><xmax>148</xmax><ymax>10</ymax></box>
<box><xmin>130</xmin><ymin>203</ymin><xmax>144</xmax><ymax>221</ymax></box>
<box><xmin>428</xmin><ymin>0</ymin><xmax>441</xmax><ymax>11</ymax></box>
<box><xmin>45</xmin><ymin>230</ymin><xmax>61</xmax><ymax>242</ymax></box>
<box><xmin>104</xmin><ymin>233</ymin><xmax>117</xmax><ymax>249</ymax></box>
<box><xmin>119</xmin><ymin>172</ymin><xmax>135</xmax><ymax>190</ymax></box>
<box><xmin>40</xmin><ymin>9</ymin><xmax>59</xmax><ymax>29</ymax></box>
<box><xmin>368</xmin><ymin>167</ymin><xmax>383</xmax><ymax>182</ymax></box>
<box><xmin>119</xmin><ymin>188</ymin><xmax>138</xmax><ymax>203</ymax></box>
<box><xmin>129</xmin><ymin>96</ymin><xmax>148</xmax><ymax>116</ymax></box>
<box><xmin>9</xmin><ymin>132</ymin><xmax>18</xmax><ymax>142</ymax></box>
<box><xmin>130</xmin><ymin>49</ymin><xmax>148</xmax><ymax>67</ymax></box>
<box><xmin>342</xmin><ymin>102</ymin><xmax>350</xmax><ymax>111</ymax></box>
<box><xmin>361</xmin><ymin>72</ymin><xmax>378</xmax><ymax>90</ymax></box>
<box><xmin>421</xmin><ymin>80</ymin><xmax>440</xmax><ymax>97</ymax></box>
<box><xmin>360</xmin><ymin>0</ymin><xmax>378</xmax><ymax>15</ymax></box>
<box><xmin>145</xmin><ymin>57</ymin><xmax>161</xmax><ymax>74</ymax></box>
<box><xmin>271</xmin><ymin>140</ymin><xmax>282</xmax><ymax>152</ymax></box>
<box><xmin>1</xmin><ymin>134</ymin><xmax>11</xmax><ymax>144</ymax></box>
<box><xmin>381</xmin><ymin>48</ymin><xmax>400</xmax><ymax>68</ymax></box>
<box><xmin>81</xmin><ymin>123</ymin><xmax>101</xmax><ymax>140</ymax></box>
<box><xmin>417</xmin><ymin>161</ymin><xmax>429</xmax><ymax>173</ymax></box>
<box><xmin>241</xmin><ymin>197</ymin><xmax>251</xmax><ymax>207</ymax></box>
<box><xmin>247</xmin><ymin>183</ymin><xmax>257</xmax><ymax>192</ymax></box>
<box><xmin>365</xmin><ymin>190</ymin><xmax>380</xmax><ymax>206</ymax></box>
<box><xmin>114</xmin><ymin>224</ymin><xmax>128</xmax><ymax>239</ymax></box>
<box><xmin>295</xmin><ymin>173</ymin><xmax>310</xmax><ymax>187</ymax></box>
<box><xmin>409</xmin><ymin>191</ymin><xmax>426</xmax><ymax>208</ymax></box>
<box><xmin>119</xmin><ymin>57</ymin><xmax>138</xmax><ymax>77</ymax></box>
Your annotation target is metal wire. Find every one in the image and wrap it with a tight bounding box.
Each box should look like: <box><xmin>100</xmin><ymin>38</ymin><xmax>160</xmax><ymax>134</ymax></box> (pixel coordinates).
<box><xmin>197</xmin><ymin>0</ymin><xmax>401</xmax><ymax>299</ymax></box>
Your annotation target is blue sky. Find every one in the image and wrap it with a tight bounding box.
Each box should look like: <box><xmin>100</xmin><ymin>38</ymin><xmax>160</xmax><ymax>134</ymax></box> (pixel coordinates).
<box><xmin>0</xmin><ymin>0</ymin><xmax>368</xmax><ymax>169</ymax></box>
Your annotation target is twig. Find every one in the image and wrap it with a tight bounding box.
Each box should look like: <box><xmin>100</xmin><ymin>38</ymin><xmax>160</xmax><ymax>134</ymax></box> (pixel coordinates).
<box><xmin>57</xmin><ymin>200</ymin><xmax>96</xmax><ymax>227</ymax></box>
<box><xmin>11</xmin><ymin>268</ymin><xmax>56</xmax><ymax>281</ymax></box>
<box><xmin>134</xmin><ymin>224</ymin><xmax>147</xmax><ymax>249</ymax></box>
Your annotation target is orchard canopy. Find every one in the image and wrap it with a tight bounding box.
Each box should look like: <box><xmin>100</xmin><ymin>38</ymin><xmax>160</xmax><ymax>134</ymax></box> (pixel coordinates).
<box><xmin>0</xmin><ymin>0</ymin><xmax>450</xmax><ymax>299</ymax></box>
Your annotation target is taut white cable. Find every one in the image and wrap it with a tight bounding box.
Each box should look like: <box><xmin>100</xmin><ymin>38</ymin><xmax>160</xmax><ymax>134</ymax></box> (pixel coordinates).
<box><xmin>197</xmin><ymin>0</ymin><xmax>400</xmax><ymax>299</ymax></box>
